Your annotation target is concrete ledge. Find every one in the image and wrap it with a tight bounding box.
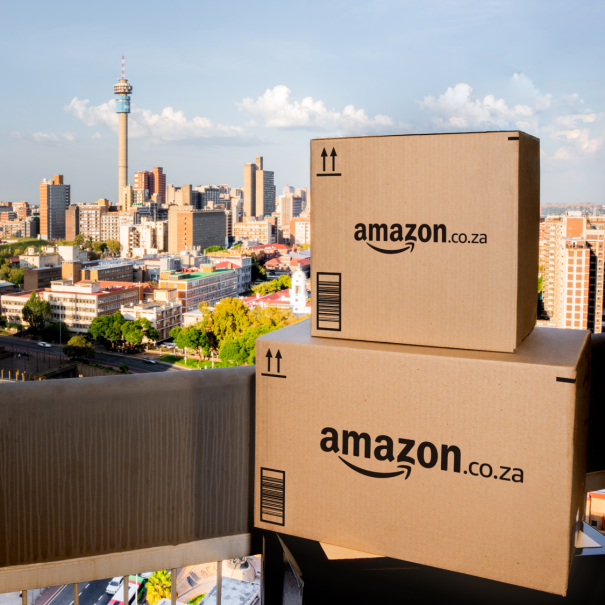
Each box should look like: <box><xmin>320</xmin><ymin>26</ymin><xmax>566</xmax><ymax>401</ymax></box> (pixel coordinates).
<box><xmin>0</xmin><ymin>533</ymin><xmax>251</xmax><ymax>592</ymax></box>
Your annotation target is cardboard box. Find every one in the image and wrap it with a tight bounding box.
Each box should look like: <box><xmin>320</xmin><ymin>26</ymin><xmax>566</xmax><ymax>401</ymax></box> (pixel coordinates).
<box><xmin>255</xmin><ymin>320</ymin><xmax>591</xmax><ymax>595</ymax></box>
<box><xmin>311</xmin><ymin>131</ymin><xmax>539</xmax><ymax>352</ymax></box>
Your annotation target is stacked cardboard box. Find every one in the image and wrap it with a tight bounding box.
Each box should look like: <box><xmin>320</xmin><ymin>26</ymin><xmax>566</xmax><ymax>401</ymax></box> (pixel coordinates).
<box><xmin>255</xmin><ymin>132</ymin><xmax>592</xmax><ymax>595</ymax></box>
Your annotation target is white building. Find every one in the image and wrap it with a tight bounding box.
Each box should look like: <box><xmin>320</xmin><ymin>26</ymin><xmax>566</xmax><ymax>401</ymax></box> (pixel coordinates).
<box><xmin>120</xmin><ymin>288</ymin><xmax>182</xmax><ymax>341</ymax></box>
<box><xmin>206</xmin><ymin>254</ymin><xmax>252</xmax><ymax>294</ymax></box>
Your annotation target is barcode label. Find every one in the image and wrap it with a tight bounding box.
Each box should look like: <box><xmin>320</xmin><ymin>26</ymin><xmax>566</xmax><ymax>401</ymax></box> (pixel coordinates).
<box><xmin>316</xmin><ymin>272</ymin><xmax>342</xmax><ymax>331</ymax></box>
<box><xmin>260</xmin><ymin>468</ymin><xmax>286</xmax><ymax>526</ymax></box>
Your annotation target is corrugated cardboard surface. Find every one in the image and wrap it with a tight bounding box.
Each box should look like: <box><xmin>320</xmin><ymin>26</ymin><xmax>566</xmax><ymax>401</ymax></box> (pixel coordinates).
<box><xmin>311</xmin><ymin>131</ymin><xmax>539</xmax><ymax>352</ymax></box>
<box><xmin>255</xmin><ymin>321</ymin><xmax>591</xmax><ymax>595</ymax></box>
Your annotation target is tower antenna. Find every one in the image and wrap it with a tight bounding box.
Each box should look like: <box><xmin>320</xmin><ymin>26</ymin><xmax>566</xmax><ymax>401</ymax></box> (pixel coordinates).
<box><xmin>122</xmin><ymin>55</ymin><xmax>125</xmax><ymax>80</ymax></box>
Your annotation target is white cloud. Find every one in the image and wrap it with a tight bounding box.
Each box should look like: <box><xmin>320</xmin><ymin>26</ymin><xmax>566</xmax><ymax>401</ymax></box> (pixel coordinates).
<box><xmin>92</xmin><ymin>132</ymin><xmax>104</xmax><ymax>140</ymax></box>
<box><xmin>10</xmin><ymin>131</ymin><xmax>77</xmax><ymax>144</ymax></box>
<box><xmin>237</xmin><ymin>85</ymin><xmax>398</xmax><ymax>135</ymax></box>
<box><xmin>418</xmin><ymin>81</ymin><xmax>550</xmax><ymax>132</ymax></box>
<box><xmin>65</xmin><ymin>98</ymin><xmax>251</xmax><ymax>143</ymax></box>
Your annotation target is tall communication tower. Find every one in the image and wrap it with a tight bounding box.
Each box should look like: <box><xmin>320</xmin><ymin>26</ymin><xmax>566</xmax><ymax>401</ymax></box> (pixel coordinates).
<box><xmin>114</xmin><ymin>56</ymin><xmax>133</xmax><ymax>205</ymax></box>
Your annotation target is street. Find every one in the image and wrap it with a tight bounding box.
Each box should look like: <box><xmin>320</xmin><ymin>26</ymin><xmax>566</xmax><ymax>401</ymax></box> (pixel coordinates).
<box><xmin>0</xmin><ymin>336</ymin><xmax>187</xmax><ymax>374</ymax></box>
<box><xmin>38</xmin><ymin>580</ymin><xmax>112</xmax><ymax>605</ymax></box>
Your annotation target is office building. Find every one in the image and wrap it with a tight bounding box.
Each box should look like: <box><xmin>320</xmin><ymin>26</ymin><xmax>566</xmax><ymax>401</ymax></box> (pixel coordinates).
<box><xmin>167</xmin><ymin>207</ymin><xmax>226</xmax><ymax>254</ymax></box>
<box><xmin>243</xmin><ymin>156</ymin><xmax>274</xmax><ymax>219</ymax></box>
<box><xmin>158</xmin><ymin>266</ymin><xmax>238</xmax><ymax>312</ymax></box>
<box><xmin>541</xmin><ymin>211</ymin><xmax>605</xmax><ymax>332</ymax></box>
<box><xmin>40</xmin><ymin>175</ymin><xmax>70</xmax><ymax>240</ymax></box>
<box><xmin>277</xmin><ymin>194</ymin><xmax>302</xmax><ymax>241</ymax></box>
<box><xmin>205</xmin><ymin>253</ymin><xmax>252</xmax><ymax>294</ymax></box>
<box><xmin>256</xmin><ymin>168</ymin><xmax>276</xmax><ymax>216</ymax></box>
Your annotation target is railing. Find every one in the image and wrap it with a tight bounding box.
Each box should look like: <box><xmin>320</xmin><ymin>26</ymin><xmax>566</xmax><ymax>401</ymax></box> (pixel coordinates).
<box><xmin>0</xmin><ymin>366</ymin><xmax>256</xmax><ymax>592</ymax></box>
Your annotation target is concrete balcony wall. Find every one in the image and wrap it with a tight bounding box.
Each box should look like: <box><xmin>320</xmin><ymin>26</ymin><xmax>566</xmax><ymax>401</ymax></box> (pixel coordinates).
<box><xmin>0</xmin><ymin>367</ymin><xmax>255</xmax><ymax>590</ymax></box>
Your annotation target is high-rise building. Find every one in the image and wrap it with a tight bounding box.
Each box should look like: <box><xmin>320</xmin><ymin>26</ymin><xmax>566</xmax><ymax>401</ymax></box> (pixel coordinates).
<box><xmin>66</xmin><ymin>205</ymin><xmax>79</xmax><ymax>241</ymax></box>
<box><xmin>153</xmin><ymin>167</ymin><xmax>166</xmax><ymax>204</ymax></box>
<box><xmin>167</xmin><ymin>207</ymin><xmax>227</xmax><ymax>254</ymax></box>
<box><xmin>243</xmin><ymin>156</ymin><xmax>274</xmax><ymax>219</ymax></box>
<box><xmin>256</xmin><ymin>169</ymin><xmax>276</xmax><ymax>217</ymax></box>
<box><xmin>276</xmin><ymin>194</ymin><xmax>302</xmax><ymax>241</ymax></box>
<box><xmin>541</xmin><ymin>211</ymin><xmax>605</xmax><ymax>333</ymax></box>
<box><xmin>283</xmin><ymin>185</ymin><xmax>295</xmax><ymax>194</ymax></box>
<box><xmin>114</xmin><ymin>57</ymin><xmax>133</xmax><ymax>204</ymax></box>
<box><xmin>134</xmin><ymin>168</ymin><xmax>166</xmax><ymax>204</ymax></box>
<box><xmin>78</xmin><ymin>203</ymin><xmax>108</xmax><ymax>241</ymax></box>
<box><xmin>40</xmin><ymin>175</ymin><xmax>70</xmax><ymax>240</ymax></box>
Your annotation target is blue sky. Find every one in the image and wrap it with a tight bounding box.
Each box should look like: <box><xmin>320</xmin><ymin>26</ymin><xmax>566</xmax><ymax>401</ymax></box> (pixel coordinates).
<box><xmin>1</xmin><ymin>0</ymin><xmax>604</xmax><ymax>205</ymax></box>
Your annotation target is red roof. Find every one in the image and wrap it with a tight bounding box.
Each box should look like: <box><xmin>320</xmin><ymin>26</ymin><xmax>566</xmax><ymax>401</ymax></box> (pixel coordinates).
<box><xmin>291</xmin><ymin>258</ymin><xmax>310</xmax><ymax>267</ymax></box>
<box><xmin>264</xmin><ymin>258</ymin><xmax>280</xmax><ymax>267</ymax></box>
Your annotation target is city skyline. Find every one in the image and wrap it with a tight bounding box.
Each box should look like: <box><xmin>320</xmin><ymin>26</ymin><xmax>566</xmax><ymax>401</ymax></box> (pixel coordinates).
<box><xmin>1</xmin><ymin>1</ymin><xmax>604</xmax><ymax>206</ymax></box>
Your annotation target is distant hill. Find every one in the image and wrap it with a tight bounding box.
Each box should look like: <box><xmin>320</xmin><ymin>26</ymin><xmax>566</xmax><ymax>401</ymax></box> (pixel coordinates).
<box><xmin>541</xmin><ymin>203</ymin><xmax>605</xmax><ymax>217</ymax></box>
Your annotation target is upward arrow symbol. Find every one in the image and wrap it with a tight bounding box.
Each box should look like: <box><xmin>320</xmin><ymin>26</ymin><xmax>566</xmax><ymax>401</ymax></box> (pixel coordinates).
<box><xmin>321</xmin><ymin>148</ymin><xmax>328</xmax><ymax>171</ymax></box>
<box><xmin>266</xmin><ymin>349</ymin><xmax>273</xmax><ymax>372</ymax></box>
<box><xmin>330</xmin><ymin>148</ymin><xmax>337</xmax><ymax>171</ymax></box>
<box><xmin>276</xmin><ymin>350</ymin><xmax>282</xmax><ymax>373</ymax></box>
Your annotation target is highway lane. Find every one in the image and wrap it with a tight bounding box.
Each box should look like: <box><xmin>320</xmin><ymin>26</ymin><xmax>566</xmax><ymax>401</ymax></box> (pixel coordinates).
<box><xmin>0</xmin><ymin>336</ymin><xmax>187</xmax><ymax>374</ymax></box>
<box><xmin>39</xmin><ymin>579</ymin><xmax>112</xmax><ymax>605</ymax></box>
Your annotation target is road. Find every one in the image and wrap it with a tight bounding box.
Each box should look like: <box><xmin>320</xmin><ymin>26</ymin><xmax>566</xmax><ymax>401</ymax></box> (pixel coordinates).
<box><xmin>0</xmin><ymin>336</ymin><xmax>187</xmax><ymax>374</ymax></box>
<box><xmin>38</xmin><ymin>580</ymin><xmax>113</xmax><ymax>605</ymax></box>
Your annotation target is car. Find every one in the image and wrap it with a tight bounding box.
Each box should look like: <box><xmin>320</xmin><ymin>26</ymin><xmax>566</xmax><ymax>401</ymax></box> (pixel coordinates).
<box><xmin>37</xmin><ymin>341</ymin><xmax>52</xmax><ymax>348</ymax></box>
<box><xmin>141</xmin><ymin>358</ymin><xmax>156</xmax><ymax>364</ymax></box>
<box><xmin>106</xmin><ymin>577</ymin><xmax>123</xmax><ymax>595</ymax></box>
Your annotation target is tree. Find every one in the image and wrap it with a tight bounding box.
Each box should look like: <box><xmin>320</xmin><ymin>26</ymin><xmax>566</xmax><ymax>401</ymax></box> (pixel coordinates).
<box><xmin>93</xmin><ymin>241</ymin><xmax>107</xmax><ymax>254</ymax></box>
<box><xmin>88</xmin><ymin>312</ymin><xmax>126</xmax><ymax>349</ymax></box>
<box><xmin>209</xmin><ymin>298</ymin><xmax>252</xmax><ymax>346</ymax></box>
<box><xmin>218</xmin><ymin>325</ymin><xmax>274</xmax><ymax>365</ymax></box>
<box><xmin>251</xmin><ymin>275</ymin><xmax>291</xmax><ymax>296</ymax></box>
<box><xmin>106</xmin><ymin>240</ymin><xmax>121</xmax><ymax>255</ymax></box>
<box><xmin>251</xmin><ymin>256</ymin><xmax>266</xmax><ymax>282</ymax></box>
<box><xmin>249</xmin><ymin>305</ymin><xmax>299</xmax><ymax>329</ymax></box>
<box><xmin>8</xmin><ymin>268</ymin><xmax>23</xmax><ymax>285</ymax></box>
<box><xmin>41</xmin><ymin>321</ymin><xmax>70</xmax><ymax>343</ymax></box>
<box><xmin>121</xmin><ymin>318</ymin><xmax>159</xmax><ymax>349</ymax></box>
<box><xmin>205</xmin><ymin>245</ymin><xmax>226</xmax><ymax>253</ymax></box>
<box><xmin>22</xmin><ymin>292</ymin><xmax>52</xmax><ymax>334</ymax></box>
<box><xmin>146</xmin><ymin>570</ymin><xmax>172</xmax><ymax>605</ymax></box>
<box><xmin>63</xmin><ymin>335</ymin><xmax>95</xmax><ymax>360</ymax></box>
<box><xmin>172</xmin><ymin>325</ymin><xmax>212</xmax><ymax>363</ymax></box>
<box><xmin>298</xmin><ymin>243</ymin><xmax>310</xmax><ymax>251</ymax></box>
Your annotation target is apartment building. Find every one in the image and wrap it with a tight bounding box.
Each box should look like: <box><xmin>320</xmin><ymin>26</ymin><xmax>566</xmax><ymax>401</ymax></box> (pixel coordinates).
<box><xmin>290</xmin><ymin>218</ymin><xmax>311</xmax><ymax>246</ymax></box>
<box><xmin>234</xmin><ymin>219</ymin><xmax>275</xmax><ymax>245</ymax></box>
<box><xmin>541</xmin><ymin>211</ymin><xmax>605</xmax><ymax>332</ymax></box>
<box><xmin>277</xmin><ymin>194</ymin><xmax>302</xmax><ymax>241</ymax></box>
<box><xmin>101</xmin><ymin>212</ymin><xmax>121</xmax><ymax>242</ymax></box>
<box><xmin>120</xmin><ymin>287</ymin><xmax>182</xmax><ymax>341</ymax></box>
<box><xmin>1</xmin><ymin>280</ymin><xmax>141</xmax><ymax>333</ymax></box>
<box><xmin>159</xmin><ymin>266</ymin><xmax>238</xmax><ymax>312</ymax></box>
<box><xmin>0</xmin><ymin>217</ymin><xmax>37</xmax><ymax>239</ymax></box>
<box><xmin>167</xmin><ymin>207</ymin><xmax>226</xmax><ymax>254</ymax></box>
<box><xmin>19</xmin><ymin>245</ymin><xmax>87</xmax><ymax>269</ymax></box>
<box><xmin>78</xmin><ymin>203</ymin><xmax>108</xmax><ymax>241</ymax></box>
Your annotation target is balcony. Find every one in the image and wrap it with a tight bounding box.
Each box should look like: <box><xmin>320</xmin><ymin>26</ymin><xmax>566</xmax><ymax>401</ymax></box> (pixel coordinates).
<box><xmin>1</xmin><ymin>346</ymin><xmax>604</xmax><ymax>604</ymax></box>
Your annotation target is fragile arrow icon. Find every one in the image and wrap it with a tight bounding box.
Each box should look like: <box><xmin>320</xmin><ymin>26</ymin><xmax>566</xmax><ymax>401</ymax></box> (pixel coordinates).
<box><xmin>276</xmin><ymin>350</ymin><xmax>282</xmax><ymax>373</ymax></box>
<box><xmin>330</xmin><ymin>148</ymin><xmax>337</xmax><ymax>171</ymax></box>
<box><xmin>321</xmin><ymin>148</ymin><xmax>328</xmax><ymax>171</ymax></box>
<box><xmin>266</xmin><ymin>349</ymin><xmax>272</xmax><ymax>372</ymax></box>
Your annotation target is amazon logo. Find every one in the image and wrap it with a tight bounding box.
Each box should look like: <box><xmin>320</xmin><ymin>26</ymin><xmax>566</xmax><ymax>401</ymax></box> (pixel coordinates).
<box><xmin>355</xmin><ymin>223</ymin><xmax>488</xmax><ymax>253</ymax></box>
<box><xmin>354</xmin><ymin>223</ymin><xmax>446</xmax><ymax>254</ymax></box>
<box><xmin>320</xmin><ymin>427</ymin><xmax>461</xmax><ymax>480</ymax></box>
